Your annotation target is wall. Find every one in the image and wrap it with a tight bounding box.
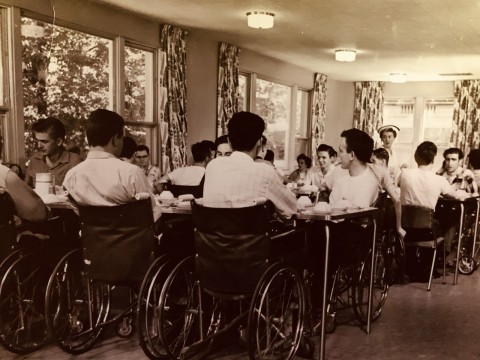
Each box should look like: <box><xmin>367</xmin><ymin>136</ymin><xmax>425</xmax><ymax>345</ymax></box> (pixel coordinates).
<box><xmin>384</xmin><ymin>81</ymin><xmax>454</xmax><ymax>98</ymax></box>
<box><xmin>324</xmin><ymin>79</ymin><xmax>354</xmax><ymax>146</ymax></box>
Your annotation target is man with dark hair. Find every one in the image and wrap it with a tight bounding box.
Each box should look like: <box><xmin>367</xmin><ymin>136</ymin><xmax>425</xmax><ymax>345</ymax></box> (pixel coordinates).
<box><xmin>120</xmin><ymin>136</ymin><xmax>137</xmax><ymax>163</ymax></box>
<box><xmin>160</xmin><ymin>141</ymin><xmax>211</xmax><ymax>186</ymax></box>
<box><xmin>214</xmin><ymin>135</ymin><xmax>232</xmax><ymax>157</ymax></box>
<box><xmin>306</xmin><ymin>144</ymin><xmax>336</xmax><ymax>191</ymax></box>
<box><xmin>135</xmin><ymin>144</ymin><xmax>161</xmax><ymax>189</ymax></box>
<box><xmin>62</xmin><ymin>109</ymin><xmax>160</xmax><ymax>220</ymax></box>
<box><xmin>203</xmin><ymin>112</ymin><xmax>296</xmax><ymax>218</ymax></box>
<box><xmin>437</xmin><ymin>147</ymin><xmax>477</xmax><ymax>193</ymax></box>
<box><xmin>329</xmin><ymin>128</ymin><xmax>379</xmax><ymax>208</ymax></box>
<box><xmin>400</xmin><ymin>141</ymin><xmax>466</xmax><ymax>209</ymax></box>
<box><xmin>201</xmin><ymin>140</ymin><xmax>216</xmax><ymax>159</ymax></box>
<box><xmin>400</xmin><ymin>142</ymin><xmax>469</xmax><ymax>265</ymax></box>
<box><xmin>25</xmin><ymin>117</ymin><xmax>82</xmax><ymax>187</ymax></box>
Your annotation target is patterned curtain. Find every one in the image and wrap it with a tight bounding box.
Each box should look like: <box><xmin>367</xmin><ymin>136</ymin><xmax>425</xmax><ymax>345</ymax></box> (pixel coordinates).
<box><xmin>451</xmin><ymin>80</ymin><xmax>480</xmax><ymax>159</ymax></box>
<box><xmin>353</xmin><ymin>81</ymin><xmax>384</xmax><ymax>137</ymax></box>
<box><xmin>159</xmin><ymin>25</ymin><xmax>188</xmax><ymax>171</ymax></box>
<box><xmin>311</xmin><ymin>73</ymin><xmax>328</xmax><ymax>154</ymax></box>
<box><xmin>217</xmin><ymin>43</ymin><xmax>240</xmax><ymax>136</ymax></box>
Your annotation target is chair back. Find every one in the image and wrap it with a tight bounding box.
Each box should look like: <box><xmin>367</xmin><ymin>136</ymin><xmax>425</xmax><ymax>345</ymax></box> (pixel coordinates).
<box><xmin>192</xmin><ymin>201</ymin><xmax>273</xmax><ymax>295</ymax></box>
<box><xmin>401</xmin><ymin>205</ymin><xmax>435</xmax><ymax>229</ymax></box>
<box><xmin>169</xmin><ymin>184</ymin><xmax>203</xmax><ymax>198</ymax></box>
<box><xmin>0</xmin><ymin>191</ymin><xmax>16</xmax><ymax>263</ymax></box>
<box><xmin>78</xmin><ymin>199</ymin><xmax>155</xmax><ymax>283</ymax></box>
<box><xmin>374</xmin><ymin>191</ymin><xmax>396</xmax><ymax>231</ymax></box>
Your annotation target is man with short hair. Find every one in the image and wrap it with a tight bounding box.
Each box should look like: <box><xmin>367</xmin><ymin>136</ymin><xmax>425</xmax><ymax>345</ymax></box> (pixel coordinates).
<box><xmin>203</xmin><ymin>111</ymin><xmax>296</xmax><ymax>219</ymax></box>
<box><xmin>160</xmin><ymin>142</ymin><xmax>211</xmax><ymax>186</ymax></box>
<box><xmin>214</xmin><ymin>135</ymin><xmax>232</xmax><ymax>157</ymax></box>
<box><xmin>63</xmin><ymin>109</ymin><xmax>160</xmax><ymax>220</ymax></box>
<box><xmin>400</xmin><ymin>142</ymin><xmax>469</xmax><ymax>264</ymax></box>
<box><xmin>120</xmin><ymin>136</ymin><xmax>137</xmax><ymax>163</ymax></box>
<box><xmin>306</xmin><ymin>144</ymin><xmax>336</xmax><ymax>192</ymax></box>
<box><xmin>25</xmin><ymin>117</ymin><xmax>82</xmax><ymax>187</ymax></box>
<box><xmin>135</xmin><ymin>145</ymin><xmax>162</xmax><ymax>190</ymax></box>
<box><xmin>437</xmin><ymin>147</ymin><xmax>477</xmax><ymax>194</ymax></box>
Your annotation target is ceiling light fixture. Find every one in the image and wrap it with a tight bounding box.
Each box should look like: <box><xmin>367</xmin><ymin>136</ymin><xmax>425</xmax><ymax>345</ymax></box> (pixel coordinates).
<box><xmin>335</xmin><ymin>49</ymin><xmax>356</xmax><ymax>62</ymax></box>
<box><xmin>390</xmin><ymin>73</ymin><xmax>408</xmax><ymax>83</ymax></box>
<box><xmin>246</xmin><ymin>11</ymin><xmax>275</xmax><ymax>29</ymax></box>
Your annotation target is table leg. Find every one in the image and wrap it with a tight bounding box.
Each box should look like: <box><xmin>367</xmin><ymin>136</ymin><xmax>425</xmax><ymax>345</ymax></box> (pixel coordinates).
<box><xmin>454</xmin><ymin>203</ymin><xmax>464</xmax><ymax>285</ymax></box>
<box><xmin>471</xmin><ymin>200</ymin><xmax>480</xmax><ymax>258</ymax></box>
<box><xmin>319</xmin><ymin>224</ymin><xmax>330</xmax><ymax>360</ymax></box>
<box><xmin>367</xmin><ymin>217</ymin><xmax>377</xmax><ymax>334</ymax></box>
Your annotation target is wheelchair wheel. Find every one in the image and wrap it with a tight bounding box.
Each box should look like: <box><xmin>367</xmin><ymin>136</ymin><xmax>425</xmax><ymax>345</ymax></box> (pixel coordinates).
<box><xmin>0</xmin><ymin>253</ymin><xmax>50</xmax><ymax>354</ymax></box>
<box><xmin>247</xmin><ymin>264</ymin><xmax>305</xmax><ymax>360</ymax></box>
<box><xmin>45</xmin><ymin>249</ymin><xmax>110</xmax><ymax>355</ymax></box>
<box><xmin>352</xmin><ymin>246</ymin><xmax>389</xmax><ymax>325</ymax></box>
<box><xmin>458</xmin><ymin>255</ymin><xmax>476</xmax><ymax>275</ymax></box>
<box><xmin>137</xmin><ymin>255</ymin><xmax>174</xmax><ymax>359</ymax></box>
<box><xmin>386</xmin><ymin>229</ymin><xmax>405</xmax><ymax>284</ymax></box>
<box><xmin>158</xmin><ymin>256</ymin><xmax>208</xmax><ymax>360</ymax></box>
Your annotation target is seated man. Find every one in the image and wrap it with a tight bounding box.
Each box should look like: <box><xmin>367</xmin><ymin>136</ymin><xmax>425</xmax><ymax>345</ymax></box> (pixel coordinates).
<box><xmin>25</xmin><ymin>117</ymin><xmax>82</xmax><ymax>187</ymax></box>
<box><xmin>203</xmin><ymin>111</ymin><xmax>296</xmax><ymax>219</ymax></box>
<box><xmin>214</xmin><ymin>135</ymin><xmax>232</xmax><ymax>157</ymax></box>
<box><xmin>135</xmin><ymin>145</ymin><xmax>161</xmax><ymax>191</ymax></box>
<box><xmin>400</xmin><ymin>141</ymin><xmax>468</xmax><ymax>264</ymax></box>
<box><xmin>119</xmin><ymin>136</ymin><xmax>137</xmax><ymax>163</ymax></box>
<box><xmin>63</xmin><ymin>109</ymin><xmax>160</xmax><ymax>221</ymax></box>
<box><xmin>160</xmin><ymin>142</ymin><xmax>211</xmax><ymax>186</ymax></box>
<box><xmin>436</xmin><ymin>147</ymin><xmax>477</xmax><ymax>194</ymax></box>
<box><xmin>306</xmin><ymin>144</ymin><xmax>336</xmax><ymax>200</ymax></box>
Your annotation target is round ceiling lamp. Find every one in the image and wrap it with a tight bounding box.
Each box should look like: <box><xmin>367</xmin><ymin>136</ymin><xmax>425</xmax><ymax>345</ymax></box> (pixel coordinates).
<box><xmin>390</xmin><ymin>73</ymin><xmax>408</xmax><ymax>83</ymax></box>
<box><xmin>335</xmin><ymin>49</ymin><xmax>357</xmax><ymax>62</ymax></box>
<box><xmin>246</xmin><ymin>11</ymin><xmax>275</xmax><ymax>29</ymax></box>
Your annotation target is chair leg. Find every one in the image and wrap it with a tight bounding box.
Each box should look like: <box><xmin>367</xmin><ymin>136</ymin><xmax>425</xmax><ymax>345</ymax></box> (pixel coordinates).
<box><xmin>442</xmin><ymin>243</ymin><xmax>446</xmax><ymax>285</ymax></box>
<box><xmin>427</xmin><ymin>248</ymin><xmax>437</xmax><ymax>291</ymax></box>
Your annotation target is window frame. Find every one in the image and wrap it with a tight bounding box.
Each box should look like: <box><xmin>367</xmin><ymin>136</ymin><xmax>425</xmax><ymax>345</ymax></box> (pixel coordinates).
<box><xmin>3</xmin><ymin>6</ymin><xmax>161</xmax><ymax>167</ymax></box>
<box><xmin>240</xmin><ymin>71</ymin><xmax>312</xmax><ymax>171</ymax></box>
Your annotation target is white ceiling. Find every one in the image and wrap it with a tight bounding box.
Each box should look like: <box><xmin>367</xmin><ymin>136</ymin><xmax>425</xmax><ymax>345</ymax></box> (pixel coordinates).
<box><xmin>93</xmin><ymin>0</ymin><xmax>480</xmax><ymax>82</ymax></box>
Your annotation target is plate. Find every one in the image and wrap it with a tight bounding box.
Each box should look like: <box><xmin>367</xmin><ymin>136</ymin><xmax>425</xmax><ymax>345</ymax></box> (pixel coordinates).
<box><xmin>176</xmin><ymin>201</ymin><xmax>191</xmax><ymax>208</ymax></box>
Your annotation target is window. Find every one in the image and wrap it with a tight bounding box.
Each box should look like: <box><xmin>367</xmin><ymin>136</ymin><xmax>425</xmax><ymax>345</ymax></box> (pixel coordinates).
<box><xmin>241</xmin><ymin>73</ymin><xmax>311</xmax><ymax>170</ymax></box>
<box><xmin>21</xmin><ymin>17</ymin><xmax>112</xmax><ymax>158</ymax></box>
<box><xmin>124</xmin><ymin>44</ymin><xmax>155</xmax><ymax>149</ymax></box>
<box><xmin>383</xmin><ymin>97</ymin><xmax>454</xmax><ymax>169</ymax></box>
<box><xmin>255</xmin><ymin>78</ymin><xmax>291</xmax><ymax>168</ymax></box>
<box><xmin>295</xmin><ymin>89</ymin><xmax>310</xmax><ymax>157</ymax></box>
<box><xmin>238</xmin><ymin>74</ymin><xmax>247</xmax><ymax>111</ymax></box>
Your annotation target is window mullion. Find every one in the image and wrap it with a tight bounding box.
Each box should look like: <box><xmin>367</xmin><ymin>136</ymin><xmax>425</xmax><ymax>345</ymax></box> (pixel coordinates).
<box><xmin>113</xmin><ymin>36</ymin><xmax>125</xmax><ymax>115</ymax></box>
<box><xmin>6</xmin><ymin>6</ymin><xmax>24</xmax><ymax>164</ymax></box>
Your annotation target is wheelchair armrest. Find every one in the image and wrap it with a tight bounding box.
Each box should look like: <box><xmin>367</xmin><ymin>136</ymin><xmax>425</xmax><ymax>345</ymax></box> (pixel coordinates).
<box><xmin>271</xmin><ymin>227</ymin><xmax>305</xmax><ymax>241</ymax></box>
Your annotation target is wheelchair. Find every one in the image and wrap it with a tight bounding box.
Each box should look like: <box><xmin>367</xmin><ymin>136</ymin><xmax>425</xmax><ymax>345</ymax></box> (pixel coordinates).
<box><xmin>0</xmin><ymin>191</ymin><xmax>67</xmax><ymax>354</ymax></box>
<box><xmin>44</xmin><ymin>198</ymin><xmax>157</xmax><ymax>354</ymax></box>
<box><xmin>321</xmin><ymin>192</ymin><xmax>394</xmax><ymax>333</ymax></box>
<box><xmin>139</xmin><ymin>200</ymin><xmax>311</xmax><ymax>360</ymax></box>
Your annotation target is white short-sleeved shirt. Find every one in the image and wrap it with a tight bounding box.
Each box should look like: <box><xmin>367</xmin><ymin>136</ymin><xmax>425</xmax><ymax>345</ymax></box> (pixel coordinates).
<box><xmin>329</xmin><ymin>166</ymin><xmax>380</xmax><ymax>208</ymax></box>
<box><xmin>168</xmin><ymin>166</ymin><xmax>205</xmax><ymax>186</ymax></box>
<box><xmin>400</xmin><ymin>168</ymin><xmax>451</xmax><ymax>209</ymax></box>
<box><xmin>203</xmin><ymin>152</ymin><xmax>297</xmax><ymax>219</ymax></box>
<box><xmin>63</xmin><ymin>150</ymin><xmax>160</xmax><ymax>220</ymax></box>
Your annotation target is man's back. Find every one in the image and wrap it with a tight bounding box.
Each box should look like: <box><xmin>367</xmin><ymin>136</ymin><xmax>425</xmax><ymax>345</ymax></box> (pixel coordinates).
<box><xmin>400</xmin><ymin>168</ymin><xmax>451</xmax><ymax>209</ymax></box>
<box><xmin>203</xmin><ymin>152</ymin><xmax>296</xmax><ymax>218</ymax></box>
<box><xmin>63</xmin><ymin>150</ymin><xmax>152</xmax><ymax>207</ymax></box>
<box><xmin>168</xmin><ymin>166</ymin><xmax>205</xmax><ymax>186</ymax></box>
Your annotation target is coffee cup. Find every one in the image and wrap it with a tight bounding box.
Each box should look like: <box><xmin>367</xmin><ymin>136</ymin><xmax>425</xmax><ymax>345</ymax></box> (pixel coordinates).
<box><xmin>35</xmin><ymin>173</ymin><xmax>55</xmax><ymax>195</ymax></box>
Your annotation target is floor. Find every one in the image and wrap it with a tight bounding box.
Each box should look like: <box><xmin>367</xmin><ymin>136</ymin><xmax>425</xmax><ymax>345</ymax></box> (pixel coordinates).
<box><xmin>1</xmin><ymin>268</ymin><xmax>479</xmax><ymax>360</ymax></box>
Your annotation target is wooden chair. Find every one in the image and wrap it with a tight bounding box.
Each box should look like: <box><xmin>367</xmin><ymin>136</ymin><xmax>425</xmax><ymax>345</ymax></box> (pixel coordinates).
<box><xmin>401</xmin><ymin>205</ymin><xmax>445</xmax><ymax>291</ymax></box>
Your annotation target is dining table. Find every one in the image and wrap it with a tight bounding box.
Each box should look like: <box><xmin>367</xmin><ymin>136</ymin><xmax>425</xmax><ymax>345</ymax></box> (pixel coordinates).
<box><xmin>158</xmin><ymin>199</ymin><xmax>379</xmax><ymax>360</ymax></box>
<box><xmin>296</xmin><ymin>206</ymin><xmax>378</xmax><ymax>360</ymax></box>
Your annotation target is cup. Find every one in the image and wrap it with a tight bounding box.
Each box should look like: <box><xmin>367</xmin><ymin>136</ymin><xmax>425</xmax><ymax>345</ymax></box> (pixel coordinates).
<box><xmin>35</xmin><ymin>173</ymin><xmax>55</xmax><ymax>195</ymax></box>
